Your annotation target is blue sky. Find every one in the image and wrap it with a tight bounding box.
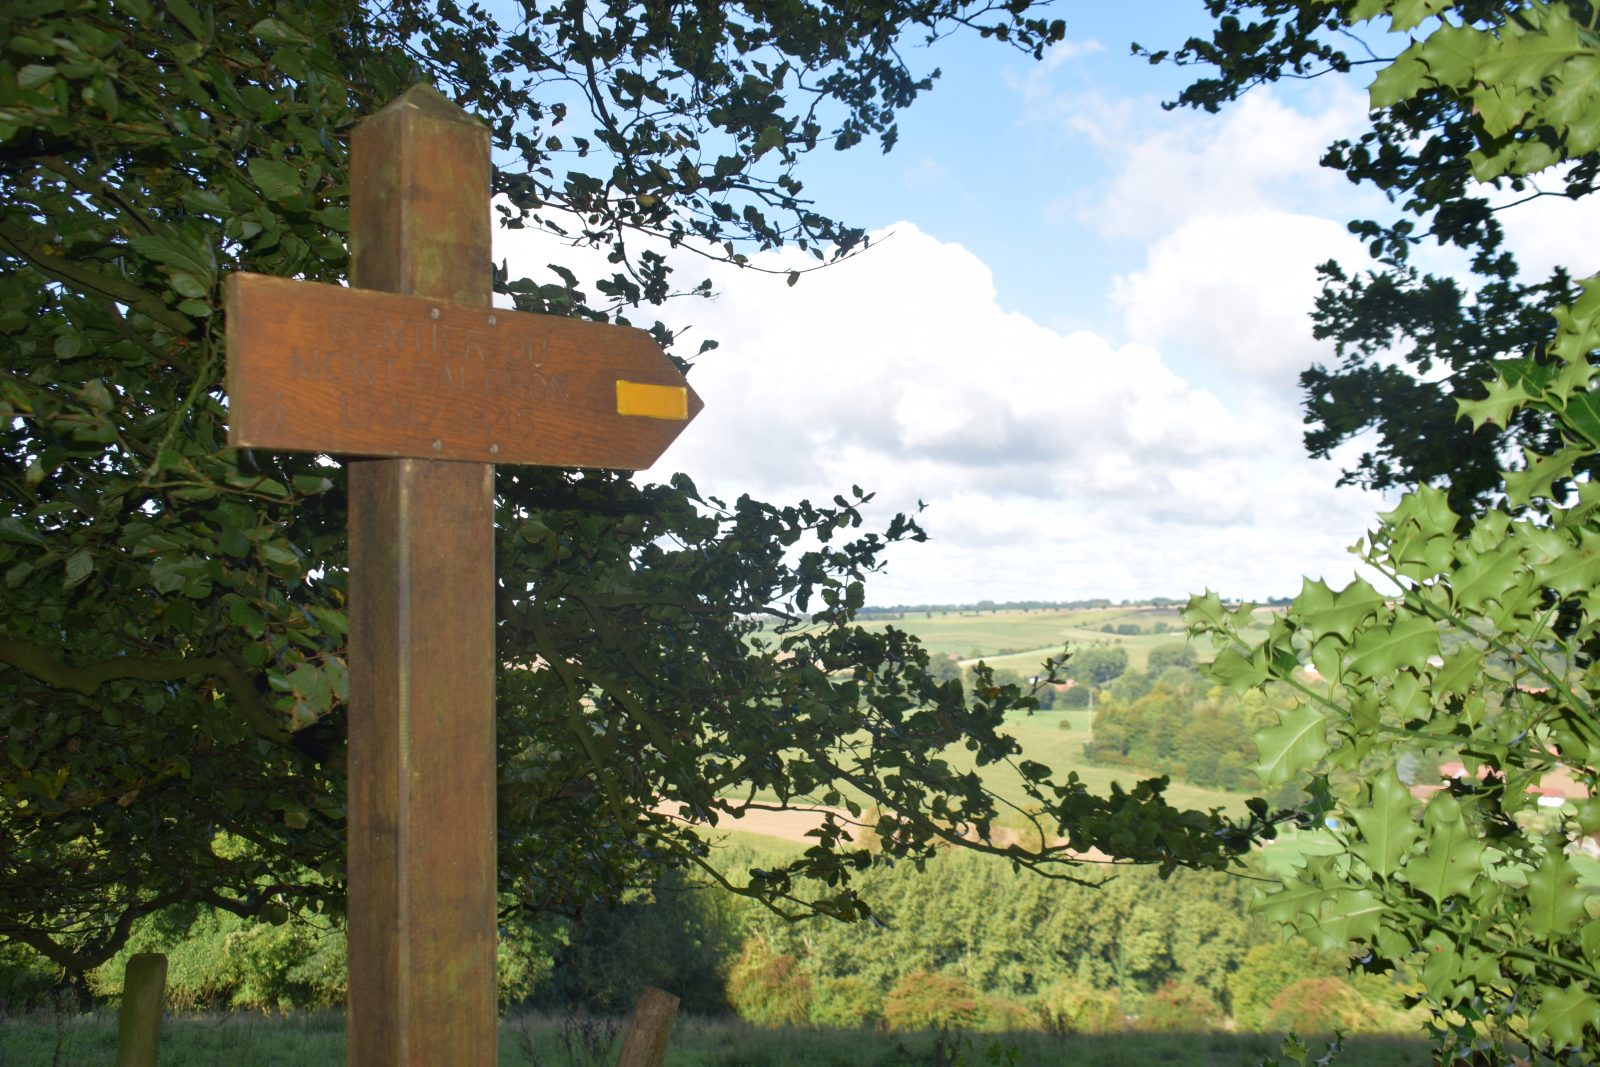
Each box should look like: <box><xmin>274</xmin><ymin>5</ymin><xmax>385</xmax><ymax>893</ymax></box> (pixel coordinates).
<box><xmin>496</xmin><ymin>4</ymin><xmax>1600</xmax><ymax>605</ymax></box>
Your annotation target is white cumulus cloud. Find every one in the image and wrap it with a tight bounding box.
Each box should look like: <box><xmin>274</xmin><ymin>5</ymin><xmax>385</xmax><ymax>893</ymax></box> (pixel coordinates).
<box><xmin>495</xmin><ymin>218</ymin><xmax>1389</xmax><ymax>603</ymax></box>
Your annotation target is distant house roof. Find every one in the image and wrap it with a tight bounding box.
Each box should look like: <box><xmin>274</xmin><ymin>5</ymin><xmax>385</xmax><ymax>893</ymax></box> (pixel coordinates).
<box><xmin>1409</xmin><ymin>760</ymin><xmax>1589</xmax><ymax>804</ymax></box>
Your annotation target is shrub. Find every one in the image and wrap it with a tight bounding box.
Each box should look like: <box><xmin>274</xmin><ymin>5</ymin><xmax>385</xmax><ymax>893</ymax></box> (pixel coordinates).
<box><xmin>0</xmin><ymin>941</ymin><xmax>60</xmax><ymax>1010</ymax></box>
<box><xmin>728</xmin><ymin>940</ymin><xmax>811</xmax><ymax>1027</ymax></box>
<box><xmin>808</xmin><ymin>973</ymin><xmax>883</xmax><ymax>1028</ymax></box>
<box><xmin>975</xmin><ymin>993</ymin><xmax>1037</xmax><ymax>1032</ymax></box>
<box><xmin>1136</xmin><ymin>980</ymin><xmax>1220</xmax><ymax>1032</ymax></box>
<box><xmin>90</xmin><ymin>907</ymin><xmax>246</xmax><ymax>1010</ymax></box>
<box><xmin>883</xmin><ymin>970</ymin><xmax>981</xmax><ymax>1031</ymax></box>
<box><xmin>1229</xmin><ymin>940</ymin><xmax>1343</xmax><ymax>1030</ymax></box>
<box><xmin>223</xmin><ymin>920</ymin><xmax>347</xmax><ymax>1011</ymax></box>
<box><xmin>1266</xmin><ymin>977</ymin><xmax>1373</xmax><ymax>1036</ymax></box>
<box><xmin>1035</xmin><ymin>978</ymin><xmax>1122</xmax><ymax>1035</ymax></box>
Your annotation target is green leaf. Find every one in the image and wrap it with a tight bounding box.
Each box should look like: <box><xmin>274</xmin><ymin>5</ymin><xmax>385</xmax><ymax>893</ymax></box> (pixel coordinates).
<box><xmin>1406</xmin><ymin>796</ymin><xmax>1484</xmax><ymax>904</ymax></box>
<box><xmin>1559</xmin><ymin>388</ymin><xmax>1600</xmax><ymax>448</ymax></box>
<box><xmin>1458</xmin><ymin>375</ymin><xmax>1534</xmax><ymax>431</ymax></box>
<box><xmin>1308</xmin><ymin>887</ymin><xmax>1385</xmax><ymax>948</ymax></box>
<box><xmin>1433</xmin><ymin>646</ymin><xmax>1484</xmax><ymax>697</ymax></box>
<box><xmin>1350</xmin><ymin>768</ymin><xmax>1419</xmax><ymax>879</ymax></box>
<box><xmin>129</xmin><ymin>229</ymin><xmax>217</xmax><ymax>286</ymax></box>
<box><xmin>247</xmin><ymin>157</ymin><xmax>304</xmax><ymax>203</ymax></box>
<box><xmin>249</xmin><ymin>17</ymin><xmax>304</xmax><ymax>44</ymax></box>
<box><xmin>229</xmin><ymin>598</ymin><xmax>266</xmax><ymax>637</ymax></box>
<box><xmin>16</xmin><ymin>65</ymin><xmax>57</xmax><ymax>91</ymax></box>
<box><xmin>63</xmin><ymin>549</ymin><xmax>93</xmax><ymax>589</ymax></box>
<box><xmin>1292</xmin><ymin>576</ymin><xmax>1384</xmax><ymax>644</ymax></box>
<box><xmin>1526</xmin><ymin>851</ymin><xmax>1587</xmax><ymax>938</ymax></box>
<box><xmin>1505</xmin><ymin>445</ymin><xmax>1588</xmax><ymax>507</ymax></box>
<box><xmin>163</xmin><ymin>0</ymin><xmax>211</xmax><ymax>42</ymax></box>
<box><xmin>0</xmin><ymin>517</ymin><xmax>46</xmax><ymax>547</ymax></box>
<box><xmin>1342</xmin><ymin>611</ymin><xmax>1440</xmax><ymax>680</ymax></box>
<box><xmin>1253</xmin><ymin>703</ymin><xmax>1331</xmax><ymax>785</ymax></box>
<box><xmin>1532</xmin><ymin>528</ymin><xmax>1600</xmax><ymax>597</ymax></box>
<box><xmin>1529</xmin><ymin>984</ymin><xmax>1600</xmax><ymax>1052</ymax></box>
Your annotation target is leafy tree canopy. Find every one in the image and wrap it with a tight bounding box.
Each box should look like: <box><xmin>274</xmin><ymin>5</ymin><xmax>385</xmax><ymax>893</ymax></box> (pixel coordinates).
<box><xmin>1144</xmin><ymin>0</ymin><xmax>1600</xmax><ymax>511</ymax></box>
<box><xmin>0</xmin><ymin>0</ymin><xmax>1271</xmax><ymax>977</ymax></box>
<box><xmin>1187</xmin><ymin>5</ymin><xmax>1600</xmax><ymax>1057</ymax></box>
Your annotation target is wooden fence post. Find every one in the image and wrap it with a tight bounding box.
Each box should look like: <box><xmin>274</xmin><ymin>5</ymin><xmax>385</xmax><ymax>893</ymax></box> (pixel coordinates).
<box><xmin>614</xmin><ymin>986</ymin><xmax>680</xmax><ymax>1067</ymax></box>
<box><xmin>114</xmin><ymin>952</ymin><xmax>167</xmax><ymax>1067</ymax></box>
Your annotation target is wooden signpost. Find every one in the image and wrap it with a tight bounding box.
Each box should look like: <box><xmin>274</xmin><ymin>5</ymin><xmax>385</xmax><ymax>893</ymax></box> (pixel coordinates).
<box><xmin>224</xmin><ymin>83</ymin><xmax>701</xmax><ymax>1065</ymax></box>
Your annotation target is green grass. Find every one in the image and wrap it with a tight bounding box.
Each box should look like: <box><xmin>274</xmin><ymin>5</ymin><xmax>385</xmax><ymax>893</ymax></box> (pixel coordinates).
<box><xmin>0</xmin><ymin>1008</ymin><xmax>1432</xmax><ymax>1066</ymax></box>
<box><xmin>729</xmin><ymin>708</ymin><xmax>1255</xmax><ymax>832</ymax></box>
<box><xmin>963</xmin><ymin>711</ymin><xmax>1256</xmax><ymax>817</ymax></box>
<box><xmin>852</xmin><ymin>606</ymin><xmax>1191</xmax><ymax>663</ymax></box>
<box><xmin>846</xmin><ymin>605</ymin><xmax>1276</xmax><ymax>676</ymax></box>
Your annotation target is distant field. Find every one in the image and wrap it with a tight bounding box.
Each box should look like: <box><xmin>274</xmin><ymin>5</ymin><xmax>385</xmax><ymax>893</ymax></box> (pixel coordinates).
<box><xmin>725</xmin><ymin>705</ymin><xmax>1255</xmax><ymax>845</ymax></box>
<box><xmin>969</xmin><ymin>710</ymin><xmax>1255</xmax><ymax>817</ymax></box>
<box><xmin>853</xmin><ymin>605</ymin><xmax>1187</xmax><ymax>658</ymax></box>
<box><xmin>731</xmin><ymin>604</ymin><xmax>1269</xmax><ymax>845</ymax></box>
<box><xmin>847</xmin><ymin>604</ymin><xmax>1273</xmax><ymax>675</ymax></box>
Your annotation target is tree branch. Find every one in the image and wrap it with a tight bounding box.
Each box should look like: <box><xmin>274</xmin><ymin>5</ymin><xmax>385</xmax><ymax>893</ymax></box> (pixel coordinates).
<box><xmin>0</xmin><ymin>635</ymin><xmax>289</xmax><ymax>744</ymax></box>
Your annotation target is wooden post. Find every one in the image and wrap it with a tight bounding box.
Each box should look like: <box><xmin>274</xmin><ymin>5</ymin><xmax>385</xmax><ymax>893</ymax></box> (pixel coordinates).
<box><xmin>344</xmin><ymin>84</ymin><xmax>498</xmax><ymax>1066</ymax></box>
<box><xmin>114</xmin><ymin>952</ymin><xmax>166</xmax><ymax>1067</ymax></box>
<box><xmin>614</xmin><ymin>987</ymin><xmax>680</xmax><ymax>1067</ymax></box>
<box><xmin>225</xmin><ymin>80</ymin><xmax>700</xmax><ymax>1067</ymax></box>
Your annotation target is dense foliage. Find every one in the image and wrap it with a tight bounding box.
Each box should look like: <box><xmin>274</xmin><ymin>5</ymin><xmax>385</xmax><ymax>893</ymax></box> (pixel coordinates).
<box><xmin>1147</xmin><ymin>0</ymin><xmax>1600</xmax><ymax>512</ymax></box>
<box><xmin>1084</xmin><ymin>660</ymin><xmax>1286</xmax><ymax>793</ymax></box>
<box><xmin>1172</xmin><ymin>2</ymin><xmax>1600</xmax><ymax>1058</ymax></box>
<box><xmin>0</xmin><ymin>0</ymin><xmax>1276</xmax><ymax>979</ymax></box>
<box><xmin>40</xmin><ymin>845</ymin><xmax>1420</xmax><ymax>1040</ymax></box>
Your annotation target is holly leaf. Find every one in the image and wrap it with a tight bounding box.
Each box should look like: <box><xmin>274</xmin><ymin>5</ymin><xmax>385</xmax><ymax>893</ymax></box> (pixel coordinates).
<box><xmin>1406</xmin><ymin>798</ymin><xmax>1484</xmax><ymax>904</ymax></box>
<box><xmin>1350</xmin><ymin>769</ymin><xmax>1419</xmax><ymax>880</ymax></box>
<box><xmin>1526</xmin><ymin>851</ymin><xmax>1587</xmax><ymax>939</ymax></box>
<box><xmin>1343</xmin><ymin>611</ymin><xmax>1440</xmax><ymax>680</ymax></box>
<box><xmin>1293</xmin><ymin>576</ymin><xmax>1385</xmax><ymax>644</ymax></box>
<box><xmin>1529</xmin><ymin>984</ymin><xmax>1600</xmax><ymax>1052</ymax></box>
<box><xmin>1253</xmin><ymin>703</ymin><xmax>1331</xmax><ymax>785</ymax></box>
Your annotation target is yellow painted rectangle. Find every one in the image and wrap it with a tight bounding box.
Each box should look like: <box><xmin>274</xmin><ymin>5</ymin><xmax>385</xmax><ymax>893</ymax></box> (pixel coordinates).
<box><xmin>616</xmin><ymin>380</ymin><xmax>688</xmax><ymax>420</ymax></box>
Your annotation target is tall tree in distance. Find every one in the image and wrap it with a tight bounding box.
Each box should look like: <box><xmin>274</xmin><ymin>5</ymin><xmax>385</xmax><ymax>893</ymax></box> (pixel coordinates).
<box><xmin>1143</xmin><ymin>0</ymin><xmax>1599</xmax><ymax>512</ymax></box>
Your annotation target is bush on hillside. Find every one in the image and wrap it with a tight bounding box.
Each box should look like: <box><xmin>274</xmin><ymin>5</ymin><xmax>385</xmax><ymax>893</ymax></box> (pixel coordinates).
<box><xmin>0</xmin><ymin>940</ymin><xmax>60</xmax><ymax>1010</ymax></box>
<box><xmin>728</xmin><ymin>940</ymin><xmax>811</xmax><ymax>1026</ymax></box>
<box><xmin>87</xmin><ymin>903</ymin><xmax>559</xmax><ymax>1011</ymax></box>
<box><xmin>808</xmin><ymin>973</ymin><xmax>883</xmax><ymax>1028</ymax></box>
<box><xmin>1228</xmin><ymin>940</ymin><xmax>1345</xmax><ymax>1030</ymax></box>
<box><xmin>1135</xmin><ymin>980</ymin><xmax>1220</xmax><ymax>1032</ymax></box>
<box><xmin>883</xmin><ymin>970</ymin><xmax>981</xmax><ymax>1031</ymax></box>
<box><xmin>1035</xmin><ymin>978</ymin><xmax>1123</xmax><ymax>1035</ymax></box>
<box><xmin>1058</xmin><ymin>685</ymin><xmax>1090</xmax><ymax>709</ymax></box>
<box><xmin>1267</xmin><ymin>977</ymin><xmax>1373</xmax><ymax>1036</ymax></box>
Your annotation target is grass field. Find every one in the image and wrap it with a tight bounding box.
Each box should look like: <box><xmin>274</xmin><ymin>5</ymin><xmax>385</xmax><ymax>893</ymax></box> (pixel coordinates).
<box><xmin>957</xmin><ymin>710</ymin><xmax>1256</xmax><ymax>817</ymax></box>
<box><xmin>854</xmin><ymin>605</ymin><xmax>1188</xmax><ymax>660</ymax></box>
<box><xmin>731</xmin><ymin>706</ymin><xmax>1255</xmax><ymax>834</ymax></box>
<box><xmin>847</xmin><ymin>605</ymin><xmax>1274</xmax><ymax>675</ymax></box>
<box><xmin>0</xmin><ymin>1008</ymin><xmax>1430</xmax><ymax>1066</ymax></box>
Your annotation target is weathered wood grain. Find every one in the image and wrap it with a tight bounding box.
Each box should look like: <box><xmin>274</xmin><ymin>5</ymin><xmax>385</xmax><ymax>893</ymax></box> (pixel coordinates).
<box><xmin>344</xmin><ymin>83</ymin><xmax>498</xmax><ymax>1067</ymax></box>
<box><xmin>226</xmin><ymin>273</ymin><xmax>701</xmax><ymax>469</ymax></box>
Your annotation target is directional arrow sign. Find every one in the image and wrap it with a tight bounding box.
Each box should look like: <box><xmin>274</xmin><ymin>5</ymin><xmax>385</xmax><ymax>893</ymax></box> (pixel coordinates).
<box><xmin>225</xmin><ymin>272</ymin><xmax>703</xmax><ymax>469</ymax></box>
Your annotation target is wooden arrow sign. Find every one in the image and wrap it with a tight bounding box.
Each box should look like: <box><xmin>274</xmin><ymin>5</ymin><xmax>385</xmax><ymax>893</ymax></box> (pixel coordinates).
<box><xmin>225</xmin><ymin>272</ymin><xmax>703</xmax><ymax>469</ymax></box>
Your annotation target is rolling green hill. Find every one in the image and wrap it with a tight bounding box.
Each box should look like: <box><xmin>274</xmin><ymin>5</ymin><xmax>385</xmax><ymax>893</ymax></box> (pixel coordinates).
<box><xmin>850</xmin><ymin>604</ymin><xmax>1272</xmax><ymax>674</ymax></box>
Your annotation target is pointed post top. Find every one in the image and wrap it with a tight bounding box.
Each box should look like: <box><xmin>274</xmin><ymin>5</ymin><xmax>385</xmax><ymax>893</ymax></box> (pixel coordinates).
<box><xmin>367</xmin><ymin>81</ymin><xmax>485</xmax><ymax>129</ymax></box>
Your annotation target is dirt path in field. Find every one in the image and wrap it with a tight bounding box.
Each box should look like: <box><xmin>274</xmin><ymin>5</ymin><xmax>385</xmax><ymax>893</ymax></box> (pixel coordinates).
<box><xmin>653</xmin><ymin>802</ymin><xmax>869</xmax><ymax>844</ymax></box>
<box><xmin>653</xmin><ymin>802</ymin><xmax>1112</xmax><ymax>862</ymax></box>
